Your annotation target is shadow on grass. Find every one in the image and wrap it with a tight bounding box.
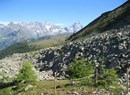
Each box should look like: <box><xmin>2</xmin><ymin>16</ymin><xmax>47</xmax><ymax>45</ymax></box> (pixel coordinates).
<box><xmin>0</xmin><ymin>80</ymin><xmax>17</xmax><ymax>89</ymax></box>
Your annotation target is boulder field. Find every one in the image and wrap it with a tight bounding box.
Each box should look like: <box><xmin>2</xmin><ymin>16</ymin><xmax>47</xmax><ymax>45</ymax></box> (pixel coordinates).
<box><xmin>0</xmin><ymin>25</ymin><xmax>130</xmax><ymax>81</ymax></box>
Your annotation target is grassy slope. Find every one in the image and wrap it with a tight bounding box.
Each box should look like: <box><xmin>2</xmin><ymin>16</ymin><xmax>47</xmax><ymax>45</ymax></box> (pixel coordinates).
<box><xmin>0</xmin><ymin>80</ymin><xmax>122</xmax><ymax>95</ymax></box>
<box><xmin>0</xmin><ymin>33</ymin><xmax>69</xmax><ymax>59</ymax></box>
<box><xmin>68</xmin><ymin>1</ymin><xmax>130</xmax><ymax>41</ymax></box>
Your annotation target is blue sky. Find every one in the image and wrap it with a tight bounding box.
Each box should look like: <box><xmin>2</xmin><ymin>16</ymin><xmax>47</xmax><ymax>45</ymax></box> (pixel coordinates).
<box><xmin>0</xmin><ymin>0</ymin><xmax>127</xmax><ymax>26</ymax></box>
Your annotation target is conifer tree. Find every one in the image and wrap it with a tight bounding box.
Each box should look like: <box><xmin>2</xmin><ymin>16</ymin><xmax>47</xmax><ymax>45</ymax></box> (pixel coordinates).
<box><xmin>16</xmin><ymin>60</ymin><xmax>36</xmax><ymax>83</ymax></box>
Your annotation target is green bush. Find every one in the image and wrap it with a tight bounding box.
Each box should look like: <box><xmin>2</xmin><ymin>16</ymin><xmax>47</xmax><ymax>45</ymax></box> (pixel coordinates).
<box><xmin>16</xmin><ymin>60</ymin><xmax>37</xmax><ymax>83</ymax></box>
<box><xmin>89</xmin><ymin>60</ymin><xmax>119</xmax><ymax>88</ymax></box>
<box><xmin>75</xmin><ymin>58</ymin><xmax>119</xmax><ymax>89</ymax></box>
<box><xmin>66</xmin><ymin>57</ymin><xmax>93</xmax><ymax>79</ymax></box>
<box><xmin>80</xmin><ymin>60</ymin><xmax>94</xmax><ymax>86</ymax></box>
<box><xmin>98</xmin><ymin>68</ymin><xmax>119</xmax><ymax>88</ymax></box>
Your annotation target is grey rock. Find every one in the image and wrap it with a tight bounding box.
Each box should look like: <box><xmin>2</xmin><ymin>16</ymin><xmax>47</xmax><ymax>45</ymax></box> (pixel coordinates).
<box><xmin>1</xmin><ymin>25</ymin><xmax>130</xmax><ymax>81</ymax></box>
<box><xmin>24</xmin><ymin>84</ymin><xmax>33</xmax><ymax>92</ymax></box>
<box><xmin>72</xmin><ymin>91</ymin><xmax>79</xmax><ymax>95</ymax></box>
<box><xmin>70</xmin><ymin>81</ymin><xmax>76</xmax><ymax>85</ymax></box>
<box><xmin>66</xmin><ymin>90</ymin><xmax>72</xmax><ymax>94</ymax></box>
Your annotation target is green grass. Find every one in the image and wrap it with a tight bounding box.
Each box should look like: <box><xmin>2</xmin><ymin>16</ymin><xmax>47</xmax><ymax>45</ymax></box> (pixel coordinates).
<box><xmin>0</xmin><ymin>79</ymin><xmax>124</xmax><ymax>95</ymax></box>
<box><xmin>0</xmin><ymin>80</ymin><xmax>94</xmax><ymax>95</ymax></box>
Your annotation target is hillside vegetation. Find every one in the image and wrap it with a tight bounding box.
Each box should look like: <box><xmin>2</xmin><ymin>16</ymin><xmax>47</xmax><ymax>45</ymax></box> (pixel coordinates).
<box><xmin>68</xmin><ymin>1</ymin><xmax>130</xmax><ymax>41</ymax></box>
<box><xmin>0</xmin><ymin>58</ymin><xmax>121</xmax><ymax>95</ymax></box>
<box><xmin>0</xmin><ymin>33</ymin><xmax>69</xmax><ymax>59</ymax></box>
<box><xmin>0</xmin><ymin>1</ymin><xmax>130</xmax><ymax>95</ymax></box>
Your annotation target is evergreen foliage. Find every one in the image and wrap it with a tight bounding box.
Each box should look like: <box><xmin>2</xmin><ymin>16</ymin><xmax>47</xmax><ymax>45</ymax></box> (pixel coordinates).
<box><xmin>0</xmin><ymin>42</ymin><xmax>36</xmax><ymax>59</ymax></box>
<box><xmin>94</xmin><ymin>60</ymin><xmax>119</xmax><ymax>88</ymax></box>
<box><xmin>80</xmin><ymin>60</ymin><xmax>94</xmax><ymax>86</ymax></box>
<box><xmin>98</xmin><ymin>67</ymin><xmax>118</xmax><ymax>87</ymax></box>
<box><xmin>66</xmin><ymin>56</ymin><xmax>93</xmax><ymax>79</ymax></box>
<box><xmin>16</xmin><ymin>60</ymin><xmax>36</xmax><ymax>83</ymax></box>
<box><xmin>67</xmin><ymin>56</ymin><xmax>119</xmax><ymax>88</ymax></box>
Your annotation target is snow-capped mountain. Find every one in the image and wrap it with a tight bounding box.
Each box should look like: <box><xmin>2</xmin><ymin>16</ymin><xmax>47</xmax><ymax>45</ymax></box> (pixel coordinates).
<box><xmin>0</xmin><ymin>21</ymin><xmax>83</xmax><ymax>50</ymax></box>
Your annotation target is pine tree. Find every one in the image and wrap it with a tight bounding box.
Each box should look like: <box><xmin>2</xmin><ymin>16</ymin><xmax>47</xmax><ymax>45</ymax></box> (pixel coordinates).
<box><xmin>66</xmin><ymin>56</ymin><xmax>93</xmax><ymax>79</ymax></box>
<box><xmin>16</xmin><ymin>60</ymin><xmax>36</xmax><ymax>83</ymax></box>
<box><xmin>97</xmin><ymin>60</ymin><xmax>119</xmax><ymax>87</ymax></box>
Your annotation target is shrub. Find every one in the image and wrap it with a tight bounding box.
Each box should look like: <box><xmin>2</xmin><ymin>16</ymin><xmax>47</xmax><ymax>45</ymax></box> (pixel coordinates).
<box><xmin>66</xmin><ymin>56</ymin><xmax>93</xmax><ymax>79</ymax></box>
<box><xmin>66</xmin><ymin>56</ymin><xmax>119</xmax><ymax>90</ymax></box>
<box><xmin>80</xmin><ymin>59</ymin><xmax>119</xmax><ymax>88</ymax></box>
<box><xmin>98</xmin><ymin>68</ymin><xmax>119</xmax><ymax>88</ymax></box>
<box><xmin>92</xmin><ymin>60</ymin><xmax>119</xmax><ymax>88</ymax></box>
<box><xmin>80</xmin><ymin>60</ymin><xmax>94</xmax><ymax>86</ymax></box>
<box><xmin>16</xmin><ymin>60</ymin><xmax>36</xmax><ymax>83</ymax></box>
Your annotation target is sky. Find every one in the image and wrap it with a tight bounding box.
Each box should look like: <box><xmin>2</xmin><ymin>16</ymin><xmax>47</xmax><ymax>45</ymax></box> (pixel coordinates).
<box><xmin>0</xmin><ymin>0</ymin><xmax>127</xmax><ymax>26</ymax></box>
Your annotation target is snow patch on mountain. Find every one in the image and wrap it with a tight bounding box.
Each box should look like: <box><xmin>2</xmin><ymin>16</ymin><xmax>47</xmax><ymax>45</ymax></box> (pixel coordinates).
<box><xmin>0</xmin><ymin>21</ymin><xmax>83</xmax><ymax>50</ymax></box>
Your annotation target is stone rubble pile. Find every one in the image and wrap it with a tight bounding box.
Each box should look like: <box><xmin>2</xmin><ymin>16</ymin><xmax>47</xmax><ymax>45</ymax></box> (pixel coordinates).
<box><xmin>31</xmin><ymin>25</ymin><xmax>130</xmax><ymax>79</ymax></box>
<box><xmin>0</xmin><ymin>25</ymin><xmax>130</xmax><ymax>80</ymax></box>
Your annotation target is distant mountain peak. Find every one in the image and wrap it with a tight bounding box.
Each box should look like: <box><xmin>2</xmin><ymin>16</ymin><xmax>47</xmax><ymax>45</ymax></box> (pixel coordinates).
<box><xmin>0</xmin><ymin>21</ymin><xmax>83</xmax><ymax>50</ymax></box>
<box><xmin>74</xmin><ymin>21</ymin><xmax>81</xmax><ymax>24</ymax></box>
<box><xmin>44</xmin><ymin>21</ymin><xmax>52</xmax><ymax>25</ymax></box>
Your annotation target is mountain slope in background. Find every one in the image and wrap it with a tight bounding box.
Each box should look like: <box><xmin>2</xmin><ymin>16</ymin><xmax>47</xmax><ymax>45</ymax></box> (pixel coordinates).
<box><xmin>68</xmin><ymin>1</ymin><xmax>130</xmax><ymax>41</ymax></box>
<box><xmin>0</xmin><ymin>33</ymin><xmax>70</xmax><ymax>59</ymax></box>
<box><xmin>0</xmin><ymin>21</ymin><xmax>82</xmax><ymax>50</ymax></box>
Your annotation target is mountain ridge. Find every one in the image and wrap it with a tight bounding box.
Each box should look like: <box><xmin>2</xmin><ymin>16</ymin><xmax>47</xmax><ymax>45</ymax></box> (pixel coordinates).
<box><xmin>0</xmin><ymin>21</ymin><xmax>83</xmax><ymax>50</ymax></box>
<box><xmin>68</xmin><ymin>1</ymin><xmax>130</xmax><ymax>41</ymax></box>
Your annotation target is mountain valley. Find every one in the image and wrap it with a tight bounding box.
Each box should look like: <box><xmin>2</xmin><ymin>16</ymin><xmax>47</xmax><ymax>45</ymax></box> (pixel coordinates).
<box><xmin>0</xmin><ymin>21</ymin><xmax>82</xmax><ymax>50</ymax></box>
<box><xmin>0</xmin><ymin>1</ymin><xmax>130</xmax><ymax>95</ymax></box>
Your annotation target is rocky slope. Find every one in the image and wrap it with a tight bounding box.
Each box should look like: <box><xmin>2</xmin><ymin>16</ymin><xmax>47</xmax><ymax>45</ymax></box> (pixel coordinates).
<box><xmin>0</xmin><ymin>25</ymin><xmax>130</xmax><ymax>80</ymax></box>
<box><xmin>68</xmin><ymin>1</ymin><xmax>130</xmax><ymax>41</ymax></box>
<box><xmin>0</xmin><ymin>21</ymin><xmax>82</xmax><ymax>50</ymax></box>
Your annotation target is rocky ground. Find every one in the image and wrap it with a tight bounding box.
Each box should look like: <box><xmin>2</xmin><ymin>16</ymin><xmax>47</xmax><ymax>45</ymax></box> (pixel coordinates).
<box><xmin>0</xmin><ymin>25</ymin><xmax>130</xmax><ymax>81</ymax></box>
